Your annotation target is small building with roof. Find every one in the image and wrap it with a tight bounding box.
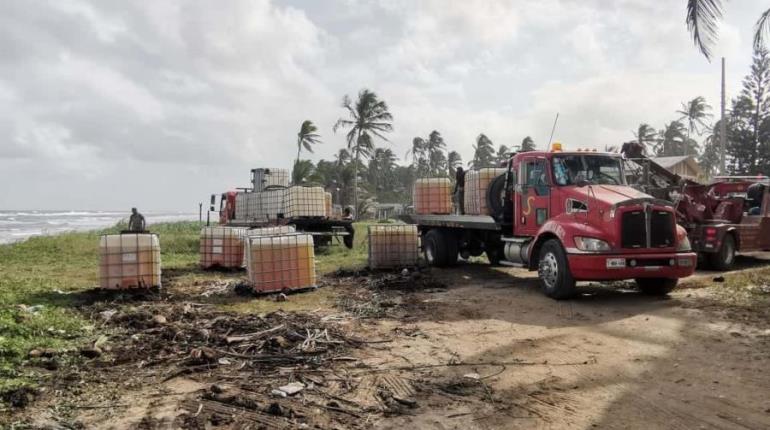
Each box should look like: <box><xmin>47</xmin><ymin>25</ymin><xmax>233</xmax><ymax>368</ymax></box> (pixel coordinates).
<box><xmin>650</xmin><ymin>156</ymin><xmax>703</xmax><ymax>181</ymax></box>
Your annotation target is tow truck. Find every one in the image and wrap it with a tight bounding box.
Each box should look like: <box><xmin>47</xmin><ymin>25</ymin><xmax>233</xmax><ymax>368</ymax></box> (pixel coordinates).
<box><xmin>621</xmin><ymin>142</ymin><xmax>770</xmax><ymax>270</ymax></box>
<box><xmin>407</xmin><ymin>143</ymin><xmax>697</xmax><ymax>299</ymax></box>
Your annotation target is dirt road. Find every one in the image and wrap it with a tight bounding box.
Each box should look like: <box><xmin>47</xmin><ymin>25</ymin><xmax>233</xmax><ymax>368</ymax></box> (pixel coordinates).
<box><xmin>360</xmin><ymin>263</ymin><xmax>770</xmax><ymax>429</ymax></box>
<box><xmin>6</xmin><ymin>258</ymin><xmax>770</xmax><ymax>429</ymax></box>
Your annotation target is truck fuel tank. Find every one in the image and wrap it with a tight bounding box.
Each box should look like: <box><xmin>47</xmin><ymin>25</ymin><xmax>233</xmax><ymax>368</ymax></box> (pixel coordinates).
<box><xmin>504</xmin><ymin>239</ymin><xmax>531</xmax><ymax>265</ymax></box>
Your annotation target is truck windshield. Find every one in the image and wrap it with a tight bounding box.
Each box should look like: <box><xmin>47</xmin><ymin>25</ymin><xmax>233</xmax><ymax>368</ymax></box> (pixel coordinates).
<box><xmin>552</xmin><ymin>155</ymin><xmax>625</xmax><ymax>186</ymax></box>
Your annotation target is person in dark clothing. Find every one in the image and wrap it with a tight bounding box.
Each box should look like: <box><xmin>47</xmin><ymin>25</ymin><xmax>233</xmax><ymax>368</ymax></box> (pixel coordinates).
<box><xmin>747</xmin><ymin>182</ymin><xmax>766</xmax><ymax>215</ymax></box>
<box><xmin>453</xmin><ymin>167</ymin><xmax>466</xmax><ymax>214</ymax></box>
<box><xmin>128</xmin><ymin>207</ymin><xmax>146</xmax><ymax>232</ymax></box>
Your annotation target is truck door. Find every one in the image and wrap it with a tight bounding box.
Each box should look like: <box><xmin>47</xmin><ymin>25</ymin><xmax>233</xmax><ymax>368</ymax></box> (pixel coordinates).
<box><xmin>515</xmin><ymin>157</ymin><xmax>551</xmax><ymax>236</ymax></box>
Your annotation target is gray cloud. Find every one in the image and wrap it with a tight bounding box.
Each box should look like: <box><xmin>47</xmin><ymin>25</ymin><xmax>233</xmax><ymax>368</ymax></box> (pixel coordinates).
<box><xmin>0</xmin><ymin>0</ymin><xmax>766</xmax><ymax>210</ymax></box>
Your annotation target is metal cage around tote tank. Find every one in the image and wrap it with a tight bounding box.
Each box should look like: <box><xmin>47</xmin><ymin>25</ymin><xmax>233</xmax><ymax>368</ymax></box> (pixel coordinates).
<box><xmin>99</xmin><ymin>233</ymin><xmax>161</xmax><ymax>289</ymax></box>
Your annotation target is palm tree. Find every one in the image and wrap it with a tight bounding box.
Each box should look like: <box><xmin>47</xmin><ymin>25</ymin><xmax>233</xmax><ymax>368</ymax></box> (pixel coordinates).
<box><xmin>686</xmin><ymin>1</ymin><xmax>770</xmax><ymax>59</ymax></box>
<box><xmin>447</xmin><ymin>151</ymin><xmax>462</xmax><ymax>177</ymax></box>
<box><xmin>632</xmin><ymin>124</ymin><xmax>657</xmax><ymax>154</ymax></box>
<box><xmin>520</xmin><ymin>136</ymin><xmax>536</xmax><ymax>152</ymax></box>
<box><xmin>368</xmin><ymin>147</ymin><xmax>398</xmax><ymax>192</ymax></box>
<box><xmin>407</xmin><ymin>137</ymin><xmax>426</xmax><ymax>164</ymax></box>
<box><xmin>677</xmin><ymin>96</ymin><xmax>712</xmax><ymax>156</ymax></box>
<box><xmin>469</xmin><ymin>134</ymin><xmax>495</xmax><ymax>168</ymax></box>
<box><xmin>496</xmin><ymin>144</ymin><xmax>510</xmax><ymax>163</ymax></box>
<box><xmin>657</xmin><ymin>121</ymin><xmax>688</xmax><ymax>156</ymax></box>
<box><xmin>291</xmin><ymin>159</ymin><xmax>315</xmax><ymax>185</ymax></box>
<box><xmin>296</xmin><ymin>120</ymin><xmax>321</xmax><ymax>166</ymax></box>
<box><xmin>429</xmin><ymin>149</ymin><xmax>447</xmax><ymax>177</ymax></box>
<box><xmin>425</xmin><ymin>130</ymin><xmax>447</xmax><ymax>175</ymax></box>
<box><xmin>333</xmin><ymin>89</ymin><xmax>393</xmax><ymax>214</ymax></box>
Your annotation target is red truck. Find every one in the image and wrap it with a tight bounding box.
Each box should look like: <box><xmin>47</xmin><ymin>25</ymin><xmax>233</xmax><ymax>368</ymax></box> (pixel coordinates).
<box><xmin>408</xmin><ymin>144</ymin><xmax>697</xmax><ymax>299</ymax></box>
<box><xmin>622</xmin><ymin>146</ymin><xmax>770</xmax><ymax>270</ymax></box>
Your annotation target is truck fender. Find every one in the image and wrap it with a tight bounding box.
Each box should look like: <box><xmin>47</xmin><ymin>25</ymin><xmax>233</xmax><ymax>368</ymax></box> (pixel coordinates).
<box><xmin>526</xmin><ymin>218</ymin><xmax>609</xmax><ymax>270</ymax></box>
<box><xmin>724</xmin><ymin>227</ymin><xmax>739</xmax><ymax>250</ymax></box>
<box><xmin>526</xmin><ymin>220</ymin><xmax>569</xmax><ymax>270</ymax></box>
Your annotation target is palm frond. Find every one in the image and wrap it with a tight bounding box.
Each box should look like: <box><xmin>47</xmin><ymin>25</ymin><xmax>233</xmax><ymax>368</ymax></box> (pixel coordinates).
<box><xmin>754</xmin><ymin>8</ymin><xmax>770</xmax><ymax>51</ymax></box>
<box><xmin>333</xmin><ymin>118</ymin><xmax>355</xmax><ymax>133</ymax></box>
<box><xmin>686</xmin><ymin>0</ymin><xmax>724</xmax><ymax>61</ymax></box>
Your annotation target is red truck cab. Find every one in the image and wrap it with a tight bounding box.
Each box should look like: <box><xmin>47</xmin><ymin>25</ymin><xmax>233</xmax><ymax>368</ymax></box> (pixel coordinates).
<box><xmin>218</xmin><ymin>191</ymin><xmax>237</xmax><ymax>225</ymax></box>
<box><xmin>510</xmin><ymin>147</ymin><xmax>696</xmax><ymax>298</ymax></box>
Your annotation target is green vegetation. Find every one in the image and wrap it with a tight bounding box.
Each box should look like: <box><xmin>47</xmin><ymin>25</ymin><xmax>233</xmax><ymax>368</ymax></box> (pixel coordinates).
<box><xmin>681</xmin><ymin>267</ymin><xmax>770</xmax><ymax>309</ymax></box>
<box><xmin>0</xmin><ymin>221</ymin><xmax>370</xmax><ymax>400</ymax></box>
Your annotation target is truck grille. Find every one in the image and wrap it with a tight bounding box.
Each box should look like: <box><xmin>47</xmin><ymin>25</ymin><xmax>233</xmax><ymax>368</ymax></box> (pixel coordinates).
<box><xmin>621</xmin><ymin>210</ymin><xmax>645</xmax><ymax>248</ymax></box>
<box><xmin>621</xmin><ymin>207</ymin><xmax>675</xmax><ymax>249</ymax></box>
<box><xmin>650</xmin><ymin>211</ymin><xmax>674</xmax><ymax>248</ymax></box>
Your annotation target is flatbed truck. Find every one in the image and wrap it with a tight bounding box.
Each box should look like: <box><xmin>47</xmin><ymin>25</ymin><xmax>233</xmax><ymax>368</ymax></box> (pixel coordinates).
<box><xmin>408</xmin><ymin>145</ymin><xmax>697</xmax><ymax>299</ymax></box>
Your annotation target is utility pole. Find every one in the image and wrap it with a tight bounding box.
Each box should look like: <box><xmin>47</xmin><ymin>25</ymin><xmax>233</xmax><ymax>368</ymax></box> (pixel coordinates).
<box><xmin>199</xmin><ymin>202</ymin><xmax>203</xmax><ymax>223</ymax></box>
<box><xmin>720</xmin><ymin>57</ymin><xmax>727</xmax><ymax>175</ymax></box>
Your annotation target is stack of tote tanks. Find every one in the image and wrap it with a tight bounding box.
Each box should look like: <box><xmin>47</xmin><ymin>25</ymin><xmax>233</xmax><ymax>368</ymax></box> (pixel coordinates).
<box><xmin>232</xmin><ymin>168</ymin><xmax>330</xmax><ymax>223</ymax></box>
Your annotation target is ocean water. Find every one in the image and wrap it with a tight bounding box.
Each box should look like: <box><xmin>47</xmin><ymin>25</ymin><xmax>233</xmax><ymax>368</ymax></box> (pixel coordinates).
<box><xmin>0</xmin><ymin>210</ymin><xmax>198</xmax><ymax>244</ymax></box>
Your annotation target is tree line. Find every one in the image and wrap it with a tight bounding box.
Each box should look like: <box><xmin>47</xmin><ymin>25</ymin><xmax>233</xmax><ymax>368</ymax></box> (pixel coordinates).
<box><xmin>292</xmin><ymin>89</ymin><xmax>537</xmax><ymax>214</ymax></box>
<box><xmin>627</xmin><ymin>47</ymin><xmax>770</xmax><ymax>178</ymax></box>
<box><xmin>292</xmin><ymin>42</ymin><xmax>770</xmax><ymax>214</ymax></box>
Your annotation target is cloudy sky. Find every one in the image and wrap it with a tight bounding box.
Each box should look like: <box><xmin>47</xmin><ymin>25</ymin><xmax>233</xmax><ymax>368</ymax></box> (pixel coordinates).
<box><xmin>0</xmin><ymin>0</ymin><xmax>766</xmax><ymax>211</ymax></box>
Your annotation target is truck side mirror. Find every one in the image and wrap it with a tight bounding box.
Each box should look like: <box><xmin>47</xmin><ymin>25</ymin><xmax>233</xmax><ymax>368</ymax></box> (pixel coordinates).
<box><xmin>210</xmin><ymin>194</ymin><xmax>216</xmax><ymax>205</ymax></box>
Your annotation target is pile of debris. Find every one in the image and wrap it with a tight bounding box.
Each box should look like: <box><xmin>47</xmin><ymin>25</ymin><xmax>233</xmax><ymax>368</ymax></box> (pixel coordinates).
<box><xmin>333</xmin><ymin>269</ymin><xmax>448</xmax><ymax>319</ymax></box>
<box><xmin>92</xmin><ymin>303</ymin><xmax>356</xmax><ymax>374</ymax></box>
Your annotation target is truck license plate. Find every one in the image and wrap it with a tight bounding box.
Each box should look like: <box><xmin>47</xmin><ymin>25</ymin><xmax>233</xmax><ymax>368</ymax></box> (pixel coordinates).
<box><xmin>606</xmin><ymin>258</ymin><xmax>625</xmax><ymax>269</ymax></box>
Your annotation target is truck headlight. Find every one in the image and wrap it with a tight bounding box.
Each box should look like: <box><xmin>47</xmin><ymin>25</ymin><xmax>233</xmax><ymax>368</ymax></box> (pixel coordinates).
<box><xmin>574</xmin><ymin>236</ymin><xmax>611</xmax><ymax>252</ymax></box>
<box><xmin>676</xmin><ymin>235</ymin><xmax>692</xmax><ymax>252</ymax></box>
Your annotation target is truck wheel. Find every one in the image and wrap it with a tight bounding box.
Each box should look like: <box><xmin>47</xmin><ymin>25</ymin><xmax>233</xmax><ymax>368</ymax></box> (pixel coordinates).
<box><xmin>423</xmin><ymin>229</ymin><xmax>458</xmax><ymax>267</ymax></box>
<box><xmin>537</xmin><ymin>239</ymin><xmax>576</xmax><ymax>299</ymax></box>
<box><xmin>707</xmin><ymin>233</ymin><xmax>735</xmax><ymax>271</ymax></box>
<box><xmin>444</xmin><ymin>231</ymin><xmax>459</xmax><ymax>266</ymax></box>
<box><xmin>635</xmin><ymin>278</ymin><xmax>677</xmax><ymax>296</ymax></box>
<box><xmin>486</xmin><ymin>245</ymin><xmax>503</xmax><ymax>266</ymax></box>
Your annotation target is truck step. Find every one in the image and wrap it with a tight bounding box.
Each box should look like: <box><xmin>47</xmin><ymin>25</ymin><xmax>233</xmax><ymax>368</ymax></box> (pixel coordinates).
<box><xmin>501</xmin><ymin>236</ymin><xmax>531</xmax><ymax>244</ymax></box>
<box><xmin>498</xmin><ymin>260</ymin><xmax>526</xmax><ymax>268</ymax></box>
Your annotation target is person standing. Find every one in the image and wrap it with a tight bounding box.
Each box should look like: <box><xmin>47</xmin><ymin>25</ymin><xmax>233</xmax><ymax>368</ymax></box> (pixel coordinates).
<box><xmin>128</xmin><ymin>207</ymin><xmax>146</xmax><ymax>232</ymax></box>
<box><xmin>453</xmin><ymin>167</ymin><xmax>466</xmax><ymax>214</ymax></box>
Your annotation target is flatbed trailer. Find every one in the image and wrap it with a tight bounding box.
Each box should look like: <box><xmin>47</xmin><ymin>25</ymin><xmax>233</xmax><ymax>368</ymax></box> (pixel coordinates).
<box><xmin>226</xmin><ymin>217</ymin><xmax>355</xmax><ymax>249</ymax></box>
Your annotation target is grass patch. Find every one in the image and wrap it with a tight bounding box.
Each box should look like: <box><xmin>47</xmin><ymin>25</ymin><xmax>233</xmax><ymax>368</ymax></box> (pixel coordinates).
<box><xmin>0</xmin><ymin>221</ymin><xmax>203</xmax><ymax>401</ymax></box>
<box><xmin>315</xmin><ymin>221</ymin><xmax>370</xmax><ymax>275</ymax></box>
<box><xmin>0</xmin><ymin>220</ymin><xmax>374</xmax><ymax>401</ymax></box>
<box><xmin>681</xmin><ymin>266</ymin><xmax>770</xmax><ymax>309</ymax></box>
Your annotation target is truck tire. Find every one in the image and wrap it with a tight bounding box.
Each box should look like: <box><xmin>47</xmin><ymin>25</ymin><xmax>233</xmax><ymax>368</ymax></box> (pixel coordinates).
<box><xmin>485</xmin><ymin>240</ymin><xmax>503</xmax><ymax>266</ymax></box>
<box><xmin>486</xmin><ymin>248</ymin><xmax>502</xmax><ymax>265</ymax></box>
<box><xmin>708</xmin><ymin>233</ymin><xmax>735</xmax><ymax>271</ymax></box>
<box><xmin>487</xmin><ymin>175</ymin><xmax>506</xmax><ymax>220</ymax></box>
<box><xmin>423</xmin><ymin>229</ymin><xmax>458</xmax><ymax>267</ymax></box>
<box><xmin>635</xmin><ymin>278</ymin><xmax>677</xmax><ymax>296</ymax></box>
<box><xmin>537</xmin><ymin>239</ymin><xmax>576</xmax><ymax>299</ymax></box>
